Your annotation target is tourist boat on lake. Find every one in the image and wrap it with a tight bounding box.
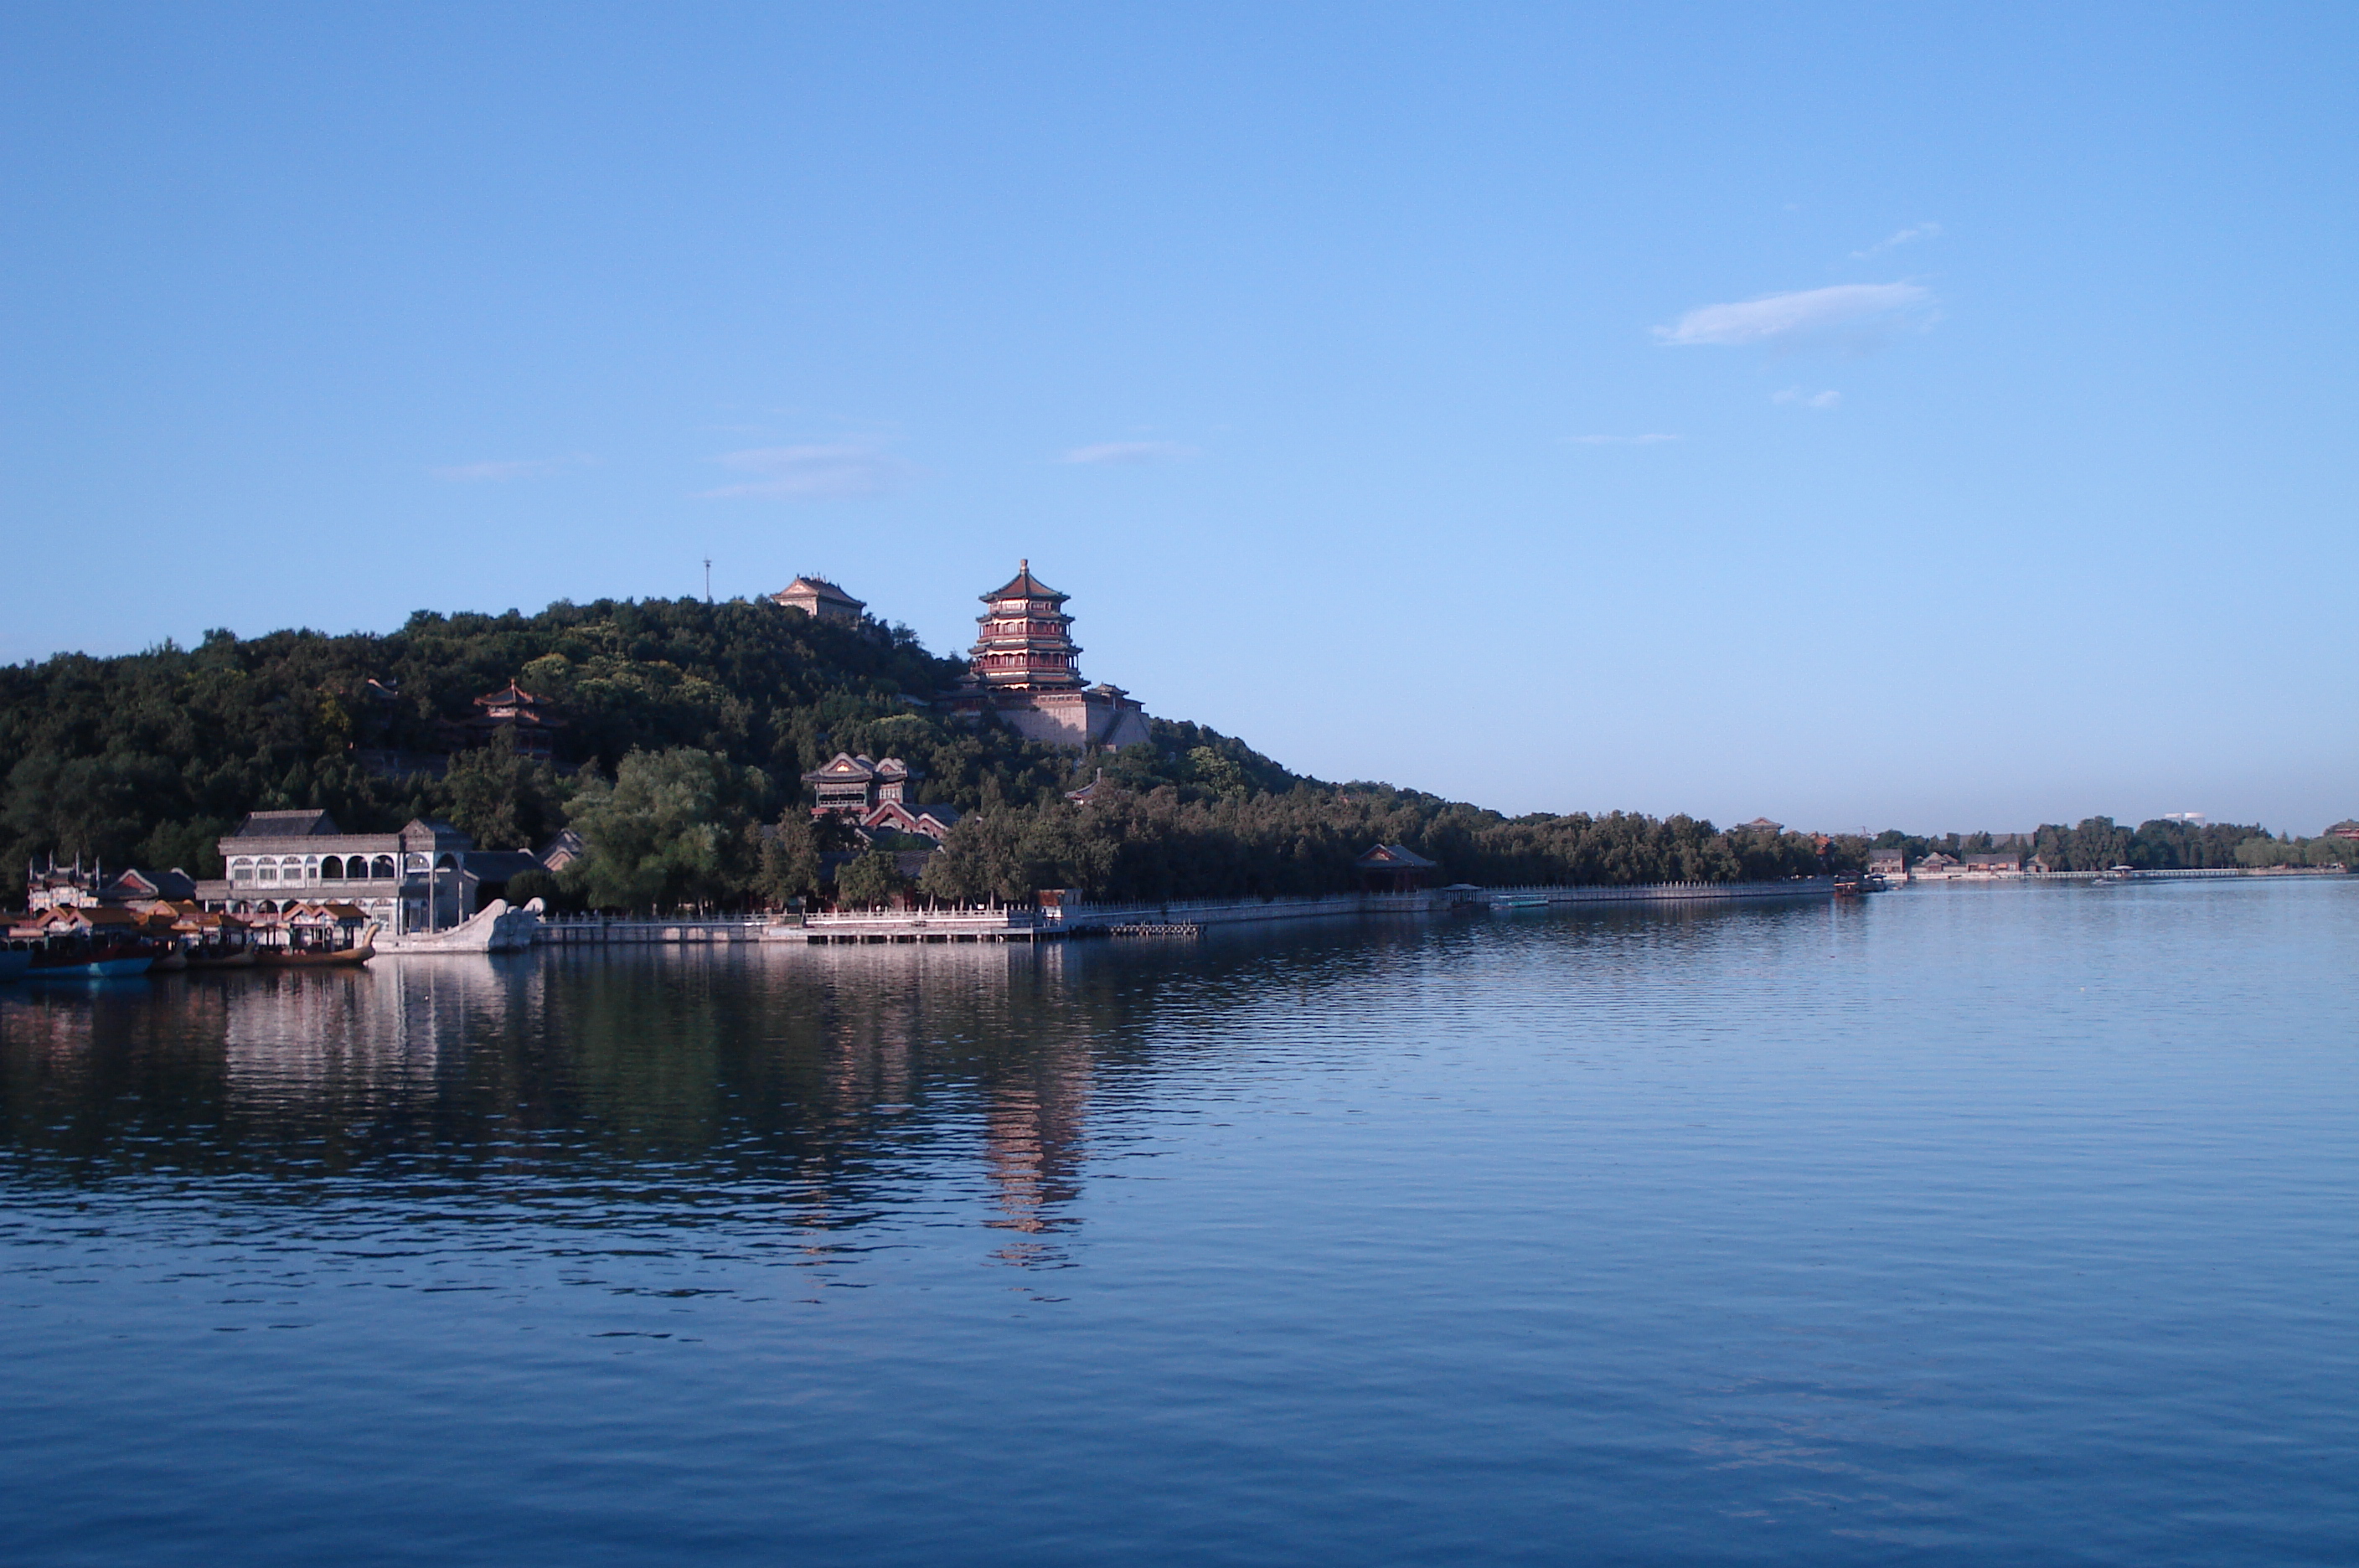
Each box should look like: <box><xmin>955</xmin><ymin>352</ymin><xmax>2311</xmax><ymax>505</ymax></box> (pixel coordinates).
<box><xmin>181</xmin><ymin>945</ymin><xmax>260</xmax><ymax>971</ymax></box>
<box><xmin>25</xmin><ymin>935</ymin><xmax>158</xmax><ymax>978</ymax></box>
<box><xmin>244</xmin><ymin>901</ymin><xmax>377</xmax><ymax>967</ymax></box>
<box><xmin>1832</xmin><ymin>871</ymin><xmax>1890</xmax><ymax>897</ymax></box>
<box><xmin>256</xmin><ymin>928</ymin><xmax>376</xmax><ymax>967</ymax></box>
<box><xmin>169</xmin><ymin>909</ymin><xmax>260</xmax><ymax>971</ymax></box>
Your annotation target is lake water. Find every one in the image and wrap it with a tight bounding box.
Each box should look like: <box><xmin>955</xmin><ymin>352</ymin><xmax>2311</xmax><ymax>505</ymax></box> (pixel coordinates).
<box><xmin>3</xmin><ymin>879</ymin><xmax>2354</xmax><ymax>1565</ymax></box>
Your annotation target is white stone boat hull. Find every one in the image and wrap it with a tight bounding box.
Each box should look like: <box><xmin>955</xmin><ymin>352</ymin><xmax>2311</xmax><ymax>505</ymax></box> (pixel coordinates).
<box><xmin>374</xmin><ymin>899</ymin><xmax>544</xmax><ymax>955</ymax></box>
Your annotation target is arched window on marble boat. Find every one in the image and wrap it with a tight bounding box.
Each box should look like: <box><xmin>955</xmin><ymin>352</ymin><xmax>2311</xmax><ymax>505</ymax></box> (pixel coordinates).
<box><xmin>320</xmin><ymin>856</ymin><xmax>344</xmax><ymax>879</ymax></box>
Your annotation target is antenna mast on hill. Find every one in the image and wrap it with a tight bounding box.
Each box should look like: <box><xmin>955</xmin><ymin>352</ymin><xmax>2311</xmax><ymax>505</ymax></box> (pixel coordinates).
<box><xmin>704</xmin><ymin>558</ymin><xmax>713</xmax><ymax>603</ymax></box>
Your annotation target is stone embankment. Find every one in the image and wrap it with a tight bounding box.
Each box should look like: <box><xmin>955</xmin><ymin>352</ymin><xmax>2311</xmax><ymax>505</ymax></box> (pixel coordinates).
<box><xmin>526</xmin><ymin>879</ymin><xmax>1840</xmax><ymax>947</ymax></box>
<box><xmin>1938</xmin><ymin>866</ymin><xmax>2346</xmax><ymax>885</ymax></box>
<box><xmin>416</xmin><ymin>869</ymin><xmax>2351</xmax><ymax>952</ymax></box>
<box><xmin>1047</xmin><ymin>878</ymin><xmax>1834</xmax><ymax>936</ymax></box>
<box><xmin>539</xmin><ymin>914</ymin><xmax>803</xmax><ymax>945</ymax></box>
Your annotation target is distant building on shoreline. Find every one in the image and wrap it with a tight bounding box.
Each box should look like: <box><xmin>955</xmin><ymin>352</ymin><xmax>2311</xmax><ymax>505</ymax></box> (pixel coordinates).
<box><xmin>1354</xmin><ymin>843</ymin><xmax>1437</xmax><ymax>892</ymax></box>
<box><xmin>1907</xmin><ymin>850</ymin><xmax>2026</xmax><ymax>881</ymax></box>
<box><xmin>190</xmin><ymin>810</ymin><xmax>551</xmax><ymax>934</ymax></box>
<box><xmin>25</xmin><ymin>857</ymin><xmax>196</xmax><ymax>913</ymax></box>
<box><xmin>937</xmin><ymin>561</ymin><xmax>1150</xmax><ymax>750</ymax></box>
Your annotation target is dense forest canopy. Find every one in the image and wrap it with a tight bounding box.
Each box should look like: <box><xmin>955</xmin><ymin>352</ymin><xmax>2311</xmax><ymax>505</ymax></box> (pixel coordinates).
<box><xmin>2</xmin><ymin>596</ymin><xmax>2346</xmax><ymax>909</ymax></box>
<box><xmin>0</xmin><ymin>596</ymin><xmax>1080</xmax><ymax>876</ymax></box>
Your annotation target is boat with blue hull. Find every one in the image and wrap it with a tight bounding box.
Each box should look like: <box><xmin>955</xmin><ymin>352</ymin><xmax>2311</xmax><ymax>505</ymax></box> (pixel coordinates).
<box><xmin>23</xmin><ymin>937</ymin><xmax>157</xmax><ymax>979</ymax></box>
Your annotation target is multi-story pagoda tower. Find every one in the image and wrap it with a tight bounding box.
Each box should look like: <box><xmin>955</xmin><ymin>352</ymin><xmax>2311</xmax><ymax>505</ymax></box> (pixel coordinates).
<box><xmin>940</xmin><ymin>561</ymin><xmax>1149</xmax><ymax>749</ymax></box>
<box><xmin>968</xmin><ymin>561</ymin><xmax>1083</xmax><ymax>690</ymax></box>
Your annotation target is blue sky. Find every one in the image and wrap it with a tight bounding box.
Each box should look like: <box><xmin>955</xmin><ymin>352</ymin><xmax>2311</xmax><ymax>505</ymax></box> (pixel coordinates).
<box><xmin>4</xmin><ymin>4</ymin><xmax>2353</xmax><ymax>833</ymax></box>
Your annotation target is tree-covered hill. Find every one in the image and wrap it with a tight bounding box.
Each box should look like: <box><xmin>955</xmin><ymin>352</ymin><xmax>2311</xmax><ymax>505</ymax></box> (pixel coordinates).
<box><xmin>2</xmin><ymin>597</ymin><xmax>989</xmax><ymax>871</ymax></box>
<box><xmin>10</xmin><ymin>594</ymin><xmax>2334</xmax><ymax>910</ymax></box>
<box><xmin>0</xmin><ymin>594</ymin><xmax>1838</xmax><ymax>903</ymax></box>
<box><xmin>0</xmin><ymin>596</ymin><xmax>1293</xmax><ymax>880</ymax></box>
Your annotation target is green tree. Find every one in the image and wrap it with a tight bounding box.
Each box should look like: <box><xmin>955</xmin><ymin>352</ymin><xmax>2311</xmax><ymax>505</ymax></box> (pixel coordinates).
<box><xmin>1187</xmin><ymin>745</ymin><xmax>1249</xmax><ymax>799</ymax></box>
<box><xmin>437</xmin><ymin>730</ymin><xmax>567</xmax><ymax>850</ymax></box>
<box><xmin>756</xmin><ymin>811</ymin><xmax>841</xmax><ymax>906</ymax></box>
<box><xmin>834</xmin><ymin>848</ymin><xmax>906</xmax><ymax>908</ymax></box>
<box><xmin>918</xmin><ymin>809</ymin><xmax>1020</xmax><ymax>903</ymax></box>
<box><xmin>2236</xmin><ymin>834</ymin><xmax>2290</xmax><ymax>869</ymax></box>
<box><xmin>558</xmin><ymin>747</ymin><xmax>770</xmax><ymax>911</ymax></box>
<box><xmin>500</xmin><ymin>867</ymin><xmax>568</xmax><ymax>910</ymax></box>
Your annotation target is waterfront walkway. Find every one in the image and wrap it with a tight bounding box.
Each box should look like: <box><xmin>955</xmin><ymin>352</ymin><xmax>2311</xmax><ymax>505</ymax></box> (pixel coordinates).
<box><xmin>521</xmin><ymin>869</ymin><xmax>2344</xmax><ymax>947</ymax></box>
<box><xmin>547</xmin><ymin>878</ymin><xmax>1842</xmax><ymax>946</ymax></box>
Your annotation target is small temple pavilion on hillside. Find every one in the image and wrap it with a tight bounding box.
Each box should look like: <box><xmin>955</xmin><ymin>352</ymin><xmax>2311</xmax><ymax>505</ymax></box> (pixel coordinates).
<box><xmin>771</xmin><ymin>575</ymin><xmax>866</xmax><ymax>625</ymax></box>
<box><xmin>937</xmin><ymin>561</ymin><xmax>1149</xmax><ymax>750</ymax></box>
<box><xmin>463</xmin><ymin>680</ymin><xmax>565</xmax><ymax>760</ymax></box>
<box><xmin>800</xmin><ymin>753</ymin><xmax>965</xmax><ymax>842</ymax></box>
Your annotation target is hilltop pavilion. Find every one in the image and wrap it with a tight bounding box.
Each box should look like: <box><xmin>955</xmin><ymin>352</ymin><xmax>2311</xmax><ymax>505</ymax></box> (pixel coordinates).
<box><xmin>771</xmin><ymin>575</ymin><xmax>866</xmax><ymax>625</ymax></box>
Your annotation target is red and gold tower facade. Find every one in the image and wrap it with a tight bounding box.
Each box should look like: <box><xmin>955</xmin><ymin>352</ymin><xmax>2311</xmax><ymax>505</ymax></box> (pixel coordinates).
<box><xmin>968</xmin><ymin>561</ymin><xmax>1084</xmax><ymax>689</ymax></box>
<box><xmin>941</xmin><ymin>562</ymin><xmax>1150</xmax><ymax>749</ymax></box>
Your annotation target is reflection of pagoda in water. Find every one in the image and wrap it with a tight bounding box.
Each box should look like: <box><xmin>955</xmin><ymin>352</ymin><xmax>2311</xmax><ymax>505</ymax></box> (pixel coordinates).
<box><xmin>796</xmin><ymin>943</ymin><xmax>1097</xmax><ymax>1265</ymax></box>
<box><xmin>980</xmin><ymin>1050</ymin><xmax>1092</xmax><ymax>1263</ymax></box>
<box><xmin>938</xmin><ymin>562</ymin><xmax>1151</xmax><ymax>750</ymax></box>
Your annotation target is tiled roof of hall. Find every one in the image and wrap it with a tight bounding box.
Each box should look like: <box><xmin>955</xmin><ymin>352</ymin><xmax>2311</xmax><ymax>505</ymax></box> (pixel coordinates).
<box><xmin>803</xmin><ymin>752</ymin><xmax>876</xmax><ymax>781</ymax></box>
<box><xmin>782</xmin><ymin>575</ymin><xmax>862</xmax><ymax>601</ymax></box>
<box><xmin>799</xmin><ymin>753</ymin><xmax>921</xmax><ymax>783</ymax></box>
<box><xmin>234</xmin><ymin>809</ymin><xmax>342</xmax><ymax>838</ymax></box>
<box><xmin>979</xmin><ymin>560</ymin><xmax>1068</xmax><ymax>603</ymax></box>
<box><xmin>474</xmin><ymin>679</ymin><xmax>554</xmax><ymax>709</ymax></box>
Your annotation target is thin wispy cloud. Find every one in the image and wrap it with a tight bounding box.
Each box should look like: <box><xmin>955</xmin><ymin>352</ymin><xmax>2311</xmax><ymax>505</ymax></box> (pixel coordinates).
<box><xmin>1852</xmin><ymin>221</ymin><xmax>1943</xmax><ymax>259</ymax></box>
<box><xmin>1560</xmin><ymin>433</ymin><xmax>1680</xmax><ymax>446</ymax></box>
<box><xmin>1060</xmin><ymin>441</ymin><xmax>1200</xmax><ymax>465</ymax></box>
<box><xmin>699</xmin><ymin>441</ymin><xmax>902</xmax><ymax>499</ymax></box>
<box><xmin>1655</xmin><ymin>282</ymin><xmax>1933</xmax><ymax>347</ymax></box>
<box><xmin>431</xmin><ymin>453</ymin><xmax>598</xmax><ymax>482</ymax></box>
<box><xmin>1773</xmin><ymin>387</ymin><xmax>1842</xmax><ymax>410</ymax></box>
